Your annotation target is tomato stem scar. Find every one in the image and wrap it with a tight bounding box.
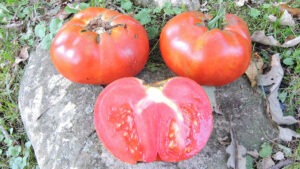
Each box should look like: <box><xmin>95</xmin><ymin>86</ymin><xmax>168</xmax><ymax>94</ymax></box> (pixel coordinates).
<box><xmin>86</xmin><ymin>15</ymin><xmax>127</xmax><ymax>35</ymax></box>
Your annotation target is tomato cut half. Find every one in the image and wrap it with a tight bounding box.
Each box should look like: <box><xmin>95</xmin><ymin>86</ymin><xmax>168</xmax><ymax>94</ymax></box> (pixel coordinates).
<box><xmin>94</xmin><ymin>77</ymin><xmax>213</xmax><ymax>163</ymax></box>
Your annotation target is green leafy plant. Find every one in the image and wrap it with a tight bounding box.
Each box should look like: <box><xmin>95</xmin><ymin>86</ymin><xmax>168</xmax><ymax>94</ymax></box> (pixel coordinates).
<box><xmin>0</xmin><ymin>132</ymin><xmax>34</xmax><ymax>169</ymax></box>
<box><xmin>120</xmin><ymin>0</ymin><xmax>133</xmax><ymax>11</ymax></box>
<box><xmin>0</xmin><ymin>1</ymin><xmax>48</xmax><ymax>168</ymax></box>
<box><xmin>248</xmin><ymin>8</ymin><xmax>261</xmax><ymax>19</ymax></box>
<box><xmin>131</xmin><ymin>1</ymin><xmax>185</xmax><ymax>39</ymax></box>
<box><xmin>246</xmin><ymin>155</ymin><xmax>254</xmax><ymax>169</ymax></box>
<box><xmin>35</xmin><ymin>18</ymin><xmax>63</xmax><ymax>49</ymax></box>
<box><xmin>259</xmin><ymin>142</ymin><xmax>273</xmax><ymax>158</ymax></box>
<box><xmin>283</xmin><ymin>141</ymin><xmax>300</xmax><ymax>169</ymax></box>
<box><xmin>64</xmin><ymin>2</ymin><xmax>90</xmax><ymax>14</ymax></box>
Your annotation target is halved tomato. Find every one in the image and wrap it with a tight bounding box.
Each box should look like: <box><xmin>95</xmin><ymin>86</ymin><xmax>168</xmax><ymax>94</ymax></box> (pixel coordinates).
<box><xmin>94</xmin><ymin>77</ymin><xmax>213</xmax><ymax>163</ymax></box>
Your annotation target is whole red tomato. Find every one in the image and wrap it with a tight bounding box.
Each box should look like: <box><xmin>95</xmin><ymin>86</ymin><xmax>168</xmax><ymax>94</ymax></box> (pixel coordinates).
<box><xmin>50</xmin><ymin>8</ymin><xmax>149</xmax><ymax>84</ymax></box>
<box><xmin>160</xmin><ymin>12</ymin><xmax>252</xmax><ymax>86</ymax></box>
<box><xmin>94</xmin><ymin>77</ymin><xmax>213</xmax><ymax>163</ymax></box>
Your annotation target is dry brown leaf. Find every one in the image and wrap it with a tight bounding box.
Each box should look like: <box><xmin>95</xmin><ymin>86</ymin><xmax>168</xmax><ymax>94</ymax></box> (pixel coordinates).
<box><xmin>252</xmin><ymin>31</ymin><xmax>300</xmax><ymax>48</ymax></box>
<box><xmin>14</xmin><ymin>47</ymin><xmax>29</xmax><ymax>66</ymax></box>
<box><xmin>261</xmin><ymin>157</ymin><xmax>275</xmax><ymax>169</ymax></box>
<box><xmin>251</xmin><ymin>31</ymin><xmax>281</xmax><ymax>47</ymax></box>
<box><xmin>55</xmin><ymin>8</ymin><xmax>71</xmax><ymax>20</ymax></box>
<box><xmin>226</xmin><ymin>128</ymin><xmax>247</xmax><ymax>169</ymax></box>
<box><xmin>279</xmin><ymin>10</ymin><xmax>296</xmax><ymax>26</ymax></box>
<box><xmin>269</xmin><ymin>10</ymin><xmax>296</xmax><ymax>26</ymax></box>
<box><xmin>235</xmin><ymin>0</ymin><xmax>248</xmax><ymax>7</ymax></box>
<box><xmin>258</xmin><ymin>54</ymin><xmax>282</xmax><ymax>90</ymax></box>
<box><xmin>282</xmin><ymin>36</ymin><xmax>300</xmax><ymax>47</ymax></box>
<box><xmin>245</xmin><ymin>52</ymin><xmax>264</xmax><ymax>87</ymax></box>
<box><xmin>268</xmin><ymin>15</ymin><xmax>277</xmax><ymax>22</ymax></box>
<box><xmin>278</xmin><ymin>127</ymin><xmax>300</xmax><ymax>141</ymax></box>
<box><xmin>247</xmin><ymin>150</ymin><xmax>259</xmax><ymax>159</ymax></box>
<box><xmin>203</xmin><ymin>86</ymin><xmax>223</xmax><ymax>115</ymax></box>
<box><xmin>279</xmin><ymin>4</ymin><xmax>300</xmax><ymax>18</ymax></box>
<box><xmin>258</xmin><ymin>54</ymin><xmax>298</xmax><ymax>125</ymax></box>
<box><xmin>272</xmin><ymin>151</ymin><xmax>284</xmax><ymax>161</ymax></box>
<box><xmin>267</xmin><ymin>92</ymin><xmax>298</xmax><ymax>125</ymax></box>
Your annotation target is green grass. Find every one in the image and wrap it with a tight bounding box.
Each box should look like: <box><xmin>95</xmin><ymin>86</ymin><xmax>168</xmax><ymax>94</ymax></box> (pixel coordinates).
<box><xmin>0</xmin><ymin>0</ymin><xmax>299</xmax><ymax>168</ymax></box>
<box><xmin>0</xmin><ymin>30</ymin><xmax>38</xmax><ymax>168</ymax></box>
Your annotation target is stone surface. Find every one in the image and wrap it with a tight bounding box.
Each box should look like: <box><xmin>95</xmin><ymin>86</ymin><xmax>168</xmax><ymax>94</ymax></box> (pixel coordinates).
<box><xmin>133</xmin><ymin>0</ymin><xmax>201</xmax><ymax>10</ymax></box>
<box><xmin>19</xmin><ymin>46</ymin><xmax>277</xmax><ymax>169</ymax></box>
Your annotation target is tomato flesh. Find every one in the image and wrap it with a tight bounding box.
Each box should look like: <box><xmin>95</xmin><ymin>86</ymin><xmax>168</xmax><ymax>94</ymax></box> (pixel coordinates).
<box><xmin>94</xmin><ymin>77</ymin><xmax>213</xmax><ymax>163</ymax></box>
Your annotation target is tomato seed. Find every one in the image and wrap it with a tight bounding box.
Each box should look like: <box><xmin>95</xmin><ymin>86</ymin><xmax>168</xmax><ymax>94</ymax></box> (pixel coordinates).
<box><xmin>123</xmin><ymin>132</ymin><xmax>128</xmax><ymax>137</ymax></box>
<box><xmin>169</xmin><ymin>132</ymin><xmax>175</xmax><ymax>138</ymax></box>
<box><xmin>116</xmin><ymin>123</ymin><xmax>122</xmax><ymax>128</ymax></box>
<box><xmin>185</xmin><ymin>146</ymin><xmax>191</xmax><ymax>153</ymax></box>
<box><xmin>169</xmin><ymin>140</ymin><xmax>175</xmax><ymax>149</ymax></box>
<box><xmin>193</xmin><ymin>121</ymin><xmax>198</xmax><ymax>126</ymax></box>
<box><xmin>130</xmin><ymin>148</ymin><xmax>135</xmax><ymax>154</ymax></box>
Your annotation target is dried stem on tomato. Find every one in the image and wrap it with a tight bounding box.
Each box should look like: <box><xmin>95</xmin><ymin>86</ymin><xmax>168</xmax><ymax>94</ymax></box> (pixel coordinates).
<box><xmin>207</xmin><ymin>0</ymin><xmax>226</xmax><ymax>29</ymax></box>
<box><xmin>85</xmin><ymin>15</ymin><xmax>127</xmax><ymax>35</ymax></box>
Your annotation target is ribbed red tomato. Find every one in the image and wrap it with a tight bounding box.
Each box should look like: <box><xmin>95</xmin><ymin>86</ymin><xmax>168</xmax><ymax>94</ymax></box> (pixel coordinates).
<box><xmin>94</xmin><ymin>77</ymin><xmax>213</xmax><ymax>163</ymax></box>
<box><xmin>50</xmin><ymin>7</ymin><xmax>149</xmax><ymax>84</ymax></box>
<box><xmin>160</xmin><ymin>11</ymin><xmax>252</xmax><ymax>86</ymax></box>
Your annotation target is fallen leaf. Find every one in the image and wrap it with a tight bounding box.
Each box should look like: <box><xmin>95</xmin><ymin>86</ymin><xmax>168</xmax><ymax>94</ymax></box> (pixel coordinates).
<box><xmin>251</xmin><ymin>31</ymin><xmax>281</xmax><ymax>47</ymax></box>
<box><xmin>261</xmin><ymin>157</ymin><xmax>275</xmax><ymax>169</ymax></box>
<box><xmin>258</xmin><ymin>54</ymin><xmax>282</xmax><ymax>91</ymax></box>
<box><xmin>226</xmin><ymin>128</ymin><xmax>247</xmax><ymax>169</ymax></box>
<box><xmin>267</xmin><ymin>92</ymin><xmax>298</xmax><ymax>125</ymax></box>
<box><xmin>268</xmin><ymin>15</ymin><xmax>277</xmax><ymax>22</ymax></box>
<box><xmin>235</xmin><ymin>0</ymin><xmax>248</xmax><ymax>7</ymax></box>
<box><xmin>272</xmin><ymin>151</ymin><xmax>285</xmax><ymax>161</ymax></box>
<box><xmin>14</xmin><ymin>47</ymin><xmax>29</xmax><ymax>66</ymax></box>
<box><xmin>203</xmin><ymin>86</ymin><xmax>223</xmax><ymax>115</ymax></box>
<box><xmin>251</xmin><ymin>31</ymin><xmax>300</xmax><ymax>47</ymax></box>
<box><xmin>279</xmin><ymin>10</ymin><xmax>296</xmax><ymax>26</ymax></box>
<box><xmin>279</xmin><ymin>4</ymin><xmax>300</xmax><ymax>18</ymax></box>
<box><xmin>247</xmin><ymin>150</ymin><xmax>259</xmax><ymax>159</ymax></box>
<box><xmin>278</xmin><ymin>126</ymin><xmax>300</xmax><ymax>141</ymax></box>
<box><xmin>268</xmin><ymin>10</ymin><xmax>296</xmax><ymax>26</ymax></box>
<box><xmin>281</xmin><ymin>36</ymin><xmax>300</xmax><ymax>47</ymax></box>
<box><xmin>245</xmin><ymin>52</ymin><xmax>264</xmax><ymax>87</ymax></box>
<box><xmin>277</xmin><ymin>144</ymin><xmax>292</xmax><ymax>157</ymax></box>
<box><xmin>269</xmin><ymin>159</ymin><xmax>294</xmax><ymax>169</ymax></box>
<box><xmin>55</xmin><ymin>8</ymin><xmax>71</xmax><ymax>20</ymax></box>
<box><xmin>258</xmin><ymin>54</ymin><xmax>298</xmax><ymax>125</ymax></box>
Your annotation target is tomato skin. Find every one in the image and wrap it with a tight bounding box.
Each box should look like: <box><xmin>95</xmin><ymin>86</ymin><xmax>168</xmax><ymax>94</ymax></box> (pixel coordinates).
<box><xmin>160</xmin><ymin>12</ymin><xmax>252</xmax><ymax>86</ymax></box>
<box><xmin>94</xmin><ymin>77</ymin><xmax>213</xmax><ymax>163</ymax></box>
<box><xmin>50</xmin><ymin>7</ymin><xmax>149</xmax><ymax>84</ymax></box>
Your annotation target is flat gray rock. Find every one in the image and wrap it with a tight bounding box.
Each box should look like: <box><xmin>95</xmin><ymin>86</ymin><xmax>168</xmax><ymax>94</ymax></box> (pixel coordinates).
<box><xmin>133</xmin><ymin>0</ymin><xmax>201</xmax><ymax>10</ymax></box>
<box><xmin>19</xmin><ymin>46</ymin><xmax>277</xmax><ymax>169</ymax></box>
